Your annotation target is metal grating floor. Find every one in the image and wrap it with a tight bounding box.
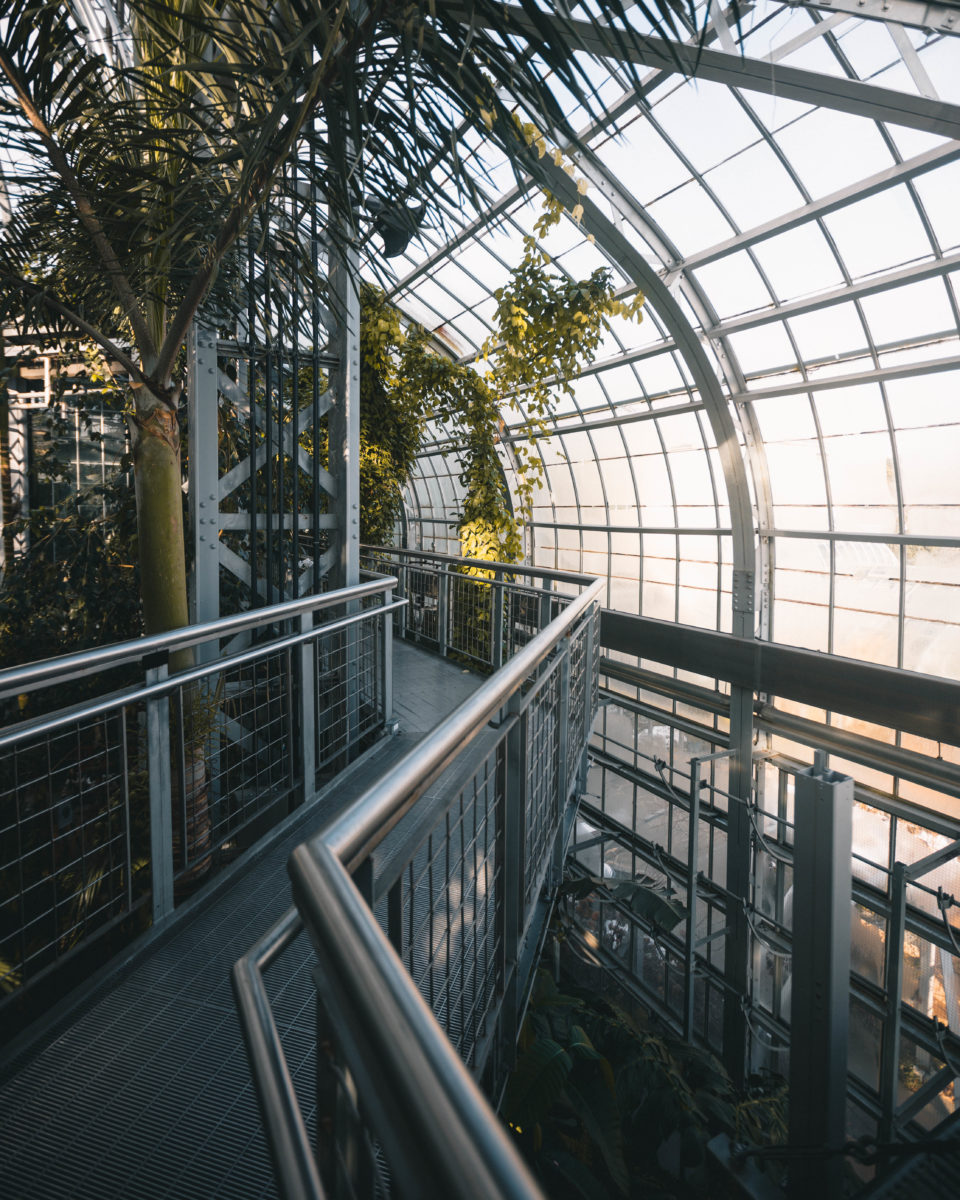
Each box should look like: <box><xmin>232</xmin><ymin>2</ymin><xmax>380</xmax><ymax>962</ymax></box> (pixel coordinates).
<box><xmin>0</xmin><ymin>642</ymin><xmax>481</xmax><ymax>1200</ymax></box>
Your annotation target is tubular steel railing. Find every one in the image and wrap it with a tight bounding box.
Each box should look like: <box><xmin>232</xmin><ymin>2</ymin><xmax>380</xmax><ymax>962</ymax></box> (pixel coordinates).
<box><xmin>361</xmin><ymin>545</ymin><xmax>596</xmax><ymax>672</ymax></box>
<box><xmin>234</xmin><ymin>562</ymin><xmax>603</xmax><ymax>1200</ymax></box>
<box><xmin>569</xmin><ymin>645</ymin><xmax>960</xmax><ymax>1166</ymax></box>
<box><xmin>0</xmin><ymin>575</ymin><xmax>401</xmax><ymax>1008</ymax></box>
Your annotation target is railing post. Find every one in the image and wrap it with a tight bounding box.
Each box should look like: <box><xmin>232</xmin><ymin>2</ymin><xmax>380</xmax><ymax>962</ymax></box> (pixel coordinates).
<box><xmin>553</xmin><ymin>638</ymin><xmax>572</xmax><ymax>887</ymax></box>
<box><xmin>299</xmin><ymin>612</ymin><xmax>317</xmax><ymax>804</ymax></box>
<box><xmin>492</xmin><ymin>570</ymin><xmax>505</xmax><ymax>670</ymax></box>
<box><xmin>145</xmin><ymin>656</ymin><xmax>174</xmax><ymax>922</ymax></box>
<box><xmin>344</xmin><ymin>616</ymin><xmax>360</xmax><ymax>762</ymax></box>
<box><xmin>538</xmin><ymin>587</ymin><xmax>552</xmax><ymax>634</ymax></box>
<box><xmin>383</xmin><ymin>585</ymin><xmax>394</xmax><ymax>726</ymax></box>
<box><xmin>582</xmin><ymin>605</ymin><xmax>597</xmax><ymax>752</ymax></box>
<box><xmin>396</xmin><ymin>562</ymin><xmax>408</xmax><ymax>641</ymax></box>
<box><xmin>501</xmin><ymin>699</ymin><xmax>527</xmax><ymax>1068</ymax></box>
<box><xmin>438</xmin><ymin>566</ymin><xmax>450</xmax><ymax>656</ymax></box>
<box><xmin>723</xmin><ymin>681</ymin><xmax>755</xmax><ymax>1088</ymax></box>
<box><xmin>788</xmin><ymin>751</ymin><xmax>853</xmax><ymax>1200</ymax></box>
<box><xmin>557</xmin><ymin>637</ymin><xmax>571</xmax><ymax>810</ymax></box>
<box><xmin>684</xmin><ymin>758</ymin><xmax>703</xmax><ymax>1042</ymax></box>
<box><xmin>879</xmin><ymin>860</ymin><xmax>908</xmax><ymax>1146</ymax></box>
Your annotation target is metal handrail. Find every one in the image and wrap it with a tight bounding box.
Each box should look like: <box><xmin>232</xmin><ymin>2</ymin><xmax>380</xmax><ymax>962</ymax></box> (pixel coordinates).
<box><xmin>363</xmin><ymin>543</ymin><xmax>595</xmax><ymax>589</ymax></box>
<box><xmin>231</xmin><ymin>909</ymin><xmax>320</xmax><ymax>1200</ymax></box>
<box><xmin>323</xmin><ymin>575</ymin><xmax>603</xmax><ymax>866</ymax></box>
<box><xmin>234</xmin><ymin>571</ymin><xmax>603</xmax><ymax>1200</ymax></box>
<box><xmin>0</xmin><ymin>598</ymin><xmax>407</xmax><ymax>751</ymax></box>
<box><xmin>0</xmin><ymin>574</ymin><xmax>397</xmax><ymax>700</ymax></box>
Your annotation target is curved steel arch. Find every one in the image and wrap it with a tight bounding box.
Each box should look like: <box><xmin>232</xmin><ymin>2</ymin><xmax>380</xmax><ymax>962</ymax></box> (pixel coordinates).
<box><xmin>527</xmin><ymin>155</ymin><xmax>759</xmax><ymax>638</ymax></box>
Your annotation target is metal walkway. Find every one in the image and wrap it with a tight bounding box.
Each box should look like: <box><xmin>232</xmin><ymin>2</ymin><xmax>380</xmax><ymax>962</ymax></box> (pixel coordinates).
<box><xmin>0</xmin><ymin>643</ymin><xmax>482</xmax><ymax>1200</ymax></box>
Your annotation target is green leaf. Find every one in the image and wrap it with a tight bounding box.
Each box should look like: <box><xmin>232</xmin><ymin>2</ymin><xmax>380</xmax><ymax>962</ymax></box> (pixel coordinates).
<box><xmin>502</xmin><ymin>1037</ymin><xmax>573</xmax><ymax>1129</ymax></box>
<box><xmin>567</xmin><ymin>1024</ymin><xmax>604</xmax><ymax>1061</ymax></box>
<box><xmin>564</xmin><ymin>1065</ymin><xmax>629</xmax><ymax>1195</ymax></box>
<box><xmin>610</xmin><ymin>881</ymin><xmax>687</xmax><ymax>931</ymax></box>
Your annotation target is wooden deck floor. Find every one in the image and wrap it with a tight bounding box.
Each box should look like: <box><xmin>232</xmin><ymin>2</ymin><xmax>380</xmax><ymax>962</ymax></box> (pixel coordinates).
<box><xmin>0</xmin><ymin>642</ymin><xmax>484</xmax><ymax>1200</ymax></box>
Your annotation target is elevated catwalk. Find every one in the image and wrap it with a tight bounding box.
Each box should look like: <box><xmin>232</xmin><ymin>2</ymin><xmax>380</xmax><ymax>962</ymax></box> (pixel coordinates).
<box><xmin>0</xmin><ymin>642</ymin><xmax>482</xmax><ymax>1200</ymax></box>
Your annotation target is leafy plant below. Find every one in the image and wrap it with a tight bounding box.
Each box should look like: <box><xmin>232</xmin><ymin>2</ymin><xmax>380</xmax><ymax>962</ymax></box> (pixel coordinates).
<box><xmin>502</xmin><ymin>968</ymin><xmax>787</xmax><ymax>1199</ymax></box>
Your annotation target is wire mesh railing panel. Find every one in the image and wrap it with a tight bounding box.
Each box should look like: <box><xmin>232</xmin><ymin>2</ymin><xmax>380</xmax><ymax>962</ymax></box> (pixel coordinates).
<box><xmin>566</xmin><ymin>619</ymin><xmax>589</xmax><ymax>786</ymax></box>
<box><xmin>392</xmin><ymin>741</ymin><xmax>505</xmax><ymax>1069</ymax></box>
<box><xmin>1</xmin><ymin>579</ymin><xmax>396</xmax><ymax>1022</ymax></box>
<box><xmin>405</xmin><ymin>567</ymin><xmax>440</xmax><ymax>648</ymax></box>
<box><xmin>447</xmin><ymin>575</ymin><xmax>494</xmax><ymax>668</ymax></box>
<box><xmin>0</xmin><ymin>706</ymin><xmax>143</xmax><ymax>995</ymax></box>
<box><xmin>314</xmin><ymin>609</ymin><xmax>385</xmax><ymax>775</ymax></box>
<box><xmin>360</xmin><ymin>548</ymin><xmax>592</xmax><ymax>676</ymax></box>
<box><xmin>504</xmin><ymin>587</ymin><xmax>544</xmax><ymax>659</ymax></box>
<box><xmin>169</xmin><ymin>645</ymin><xmax>295</xmax><ymax>888</ymax></box>
<box><xmin>522</xmin><ymin>663</ymin><xmax>561</xmax><ymax>919</ymax></box>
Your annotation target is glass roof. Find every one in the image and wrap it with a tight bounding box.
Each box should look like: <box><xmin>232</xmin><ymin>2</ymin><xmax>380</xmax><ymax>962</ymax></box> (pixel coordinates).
<box><xmin>368</xmin><ymin>0</ymin><xmax>960</xmax><ymax>680</ymax></box>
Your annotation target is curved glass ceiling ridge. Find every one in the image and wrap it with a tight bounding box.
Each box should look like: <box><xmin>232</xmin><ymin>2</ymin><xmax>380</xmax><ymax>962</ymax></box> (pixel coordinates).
<box><xmin>382</xmin><ymin>1</ymin><xmax>960</xmax><ymax>679</ymax></box>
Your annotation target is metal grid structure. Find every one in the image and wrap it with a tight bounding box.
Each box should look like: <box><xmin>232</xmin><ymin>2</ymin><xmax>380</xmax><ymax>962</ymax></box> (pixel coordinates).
<box><xmin>234</xmin><ymin>561</ymin><xmax>604</xmax><ymax>1200</ymax></box>
<box><xmin>0</xmin><ymin>577</ymin><xmax>399</xmax><ymax>1022</ymax></box>
<box><xmin>361</xmin><ymin>546</ymin><xmax>591</xmax><ymax>673</ymax></box>
<box><xmin>312</xmin><ymin>600</ymin><xmax>387</xmax><ymax>777</ymax></box>
<box><xmin>520</xmin><ymin>661</ymin><xmax>561</xmax><ymax>920</ymax></box>
<box><xmin>371</xmin><ymin>2</ymin><xmax>960</xmax><ymax>681</ymax></box>
<box><xmin>567</xmin><ymin>610</ymin><xmax>960</xmax><ymax>1174</ymax></box>
<box><xmin>1</xmin><ymin>705</ymin><xmax>138</xmax><ymax>994</ymax></box>
<box><xmin>379</xmin><ymin>738</ymin><xmax>505</xmax><ymax>1070</ymax></box>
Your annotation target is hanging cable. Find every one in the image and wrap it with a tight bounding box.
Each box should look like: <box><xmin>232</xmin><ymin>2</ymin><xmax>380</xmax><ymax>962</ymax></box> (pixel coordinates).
<box><xmin>746</xmin><ymin>803</ymin><xmax>793</xmax><ymax>865</ymax></box>
<box><xmin>935</xmin><ymin>1020</ymin><xmax>960</xmax><ymax>1080</ymax></box>
<box><xmin>937</xmin><ymin>887</ymin><xmax>960</xmax><ymax>958</ymax></box>
<box><xmin>743</xmin><ymin>904</ymin><xmax>793</xmax><ymax>960</ymax></box>
<box><xmin>739</xmin><ymin>997</ymin><xmax>790</xmax><ymax>1059</ymax></box>
<box><xmin>653</xmin><ymin>755</ymin><xmax>689</xmax><ymax>808</ymax></box>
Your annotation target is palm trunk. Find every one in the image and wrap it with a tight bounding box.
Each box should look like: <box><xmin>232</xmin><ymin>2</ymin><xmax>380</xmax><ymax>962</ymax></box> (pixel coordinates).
<box><xmin>132</xmin><ymin>395</ymin><xmax>212</xmax><ymax>890</ymax></box>
<box><xmin>132</xmin><ymin>402</ymin><xmax>189</xmax><ymax>642</ymax></box>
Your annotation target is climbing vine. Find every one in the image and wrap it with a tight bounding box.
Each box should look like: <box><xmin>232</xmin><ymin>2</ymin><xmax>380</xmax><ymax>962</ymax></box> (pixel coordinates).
<box><xmin>360</xmin><ymin>184</ymin><xmax>644</xmax><ymax>562</ymax></box>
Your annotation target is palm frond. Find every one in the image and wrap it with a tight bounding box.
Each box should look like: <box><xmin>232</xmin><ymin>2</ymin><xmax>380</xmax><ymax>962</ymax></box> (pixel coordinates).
<box><xmin>1</xmin><ymin>0</ymin><xmax>728</xmax><ymax>385</ymax></box>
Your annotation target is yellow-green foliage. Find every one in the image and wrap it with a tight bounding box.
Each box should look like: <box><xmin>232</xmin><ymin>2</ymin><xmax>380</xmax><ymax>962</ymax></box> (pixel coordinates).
<box><xmin>363</xmin><ymin>190</ymin><xmax>643</xmax><ymax>562</ymax></box>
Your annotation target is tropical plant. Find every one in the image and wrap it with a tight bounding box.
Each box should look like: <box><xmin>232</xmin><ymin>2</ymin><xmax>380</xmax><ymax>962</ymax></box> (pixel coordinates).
<box><xmin>1</xmin><ymin>0</ymin><xmax>711</xmax><ymax>640</ymax></box>
<box><xmin>502</xmin><ymin>968</ymin><xmax>786</xmax><ymax>1199</ymax></box>
<box><xmin>359</xmin><ymin>192</ymin><xmax>643</xmax><ymax>563</ymax></box>
<box><xmin>502</xmin><ymin>969</ymin><xmax>730</xmax><ymax>1198</ymax></box>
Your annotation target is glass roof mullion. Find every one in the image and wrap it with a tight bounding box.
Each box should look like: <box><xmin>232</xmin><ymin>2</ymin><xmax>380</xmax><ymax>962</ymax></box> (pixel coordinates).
<box><xmin>808</xmin><ymin>394</ymin><xmax>838</xmax><ymax>658</ymax></box>
<box><xmin>710</xmin><ymin>252</ymin><xmax>960</xmax><ymax>340</ymax></box>
<box><xmin>518</xmin><ymin>401</ymin><xmax>706</xmax><ymax>442</ymax></box>
<box><xmin>731</xmin><ymin>348</ymin><xmax>960</xmax><ymax>402</ymax></box>
<box><xmin>886</xmin><ymin>20</ymin><xmax>940</xmax><ymax>100</ymax></box>
<box><xmin>692</xmin><ymin>406</ymin><xmax>726</xmax><ymax>631</ymax></box>
<box><xmin>878</xmin><ymin>379</ymin><xmax>909</xmax><ymax>671</ymax></box>
<box><xmin>761</xmin><ymin>8</ymin><xmax>851</xmax><ymax>62</ymax></box>
<box><xmin>772</xmin><ymin>529</ymin><xmax>960</xmax><ymax>548</ymax></box>
<box><xmin>678</xmin><ymin>142</ymin><xmax>960</xmax><ymax>278</ymax></box>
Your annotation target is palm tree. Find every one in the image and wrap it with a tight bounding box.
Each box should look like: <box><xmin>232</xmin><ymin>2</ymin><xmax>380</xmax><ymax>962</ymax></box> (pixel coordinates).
<box><xmin>0</xmin><ymin>0</ymin><xmax>708</xmax><ymax>641</ymax></box>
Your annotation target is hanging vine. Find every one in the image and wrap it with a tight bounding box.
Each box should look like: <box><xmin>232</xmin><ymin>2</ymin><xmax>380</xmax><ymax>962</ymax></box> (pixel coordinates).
<box><xmin>360</xmin><ymin>182</ymin><xmax>644</xmax><ymax>562</ymax></box>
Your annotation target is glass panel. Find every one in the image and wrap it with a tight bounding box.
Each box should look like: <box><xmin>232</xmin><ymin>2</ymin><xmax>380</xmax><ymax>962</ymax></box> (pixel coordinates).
<box><xmin>705</xmin><ymin>140</ymin><xmax>805</xmax><ymax>230</ymax></box>
<box><xmin>692</xmin><ymin>252</ymin><xmax>773</xmax><ymax>318</ymax></box>
<box><xmin>822</xmin><ymin>185</ymin><xmax>933</xmax><ymax>279</ymax></box>
<box><xmin>772</xmin><ymin>108</ymin><xmax>893</xmax><ymax>198</ymax></box>
<box><xmin>645</xmin><ymin>179</ymin><xmax>735</xmax><ymax>255</ymax></box>
<box><xmin>860</xmin><ymin>277</ymin><xmax>956</xmax><ymax>346</ymax></box>
<box><xmin>750</xmin><ymin>223</ymin><xmax>845</xmax><ymax>301</ymax></box>
<box><xmin>912</xmin><ymin>160</ymin><xmax>960</xmax><ymax>253</ymax></box>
